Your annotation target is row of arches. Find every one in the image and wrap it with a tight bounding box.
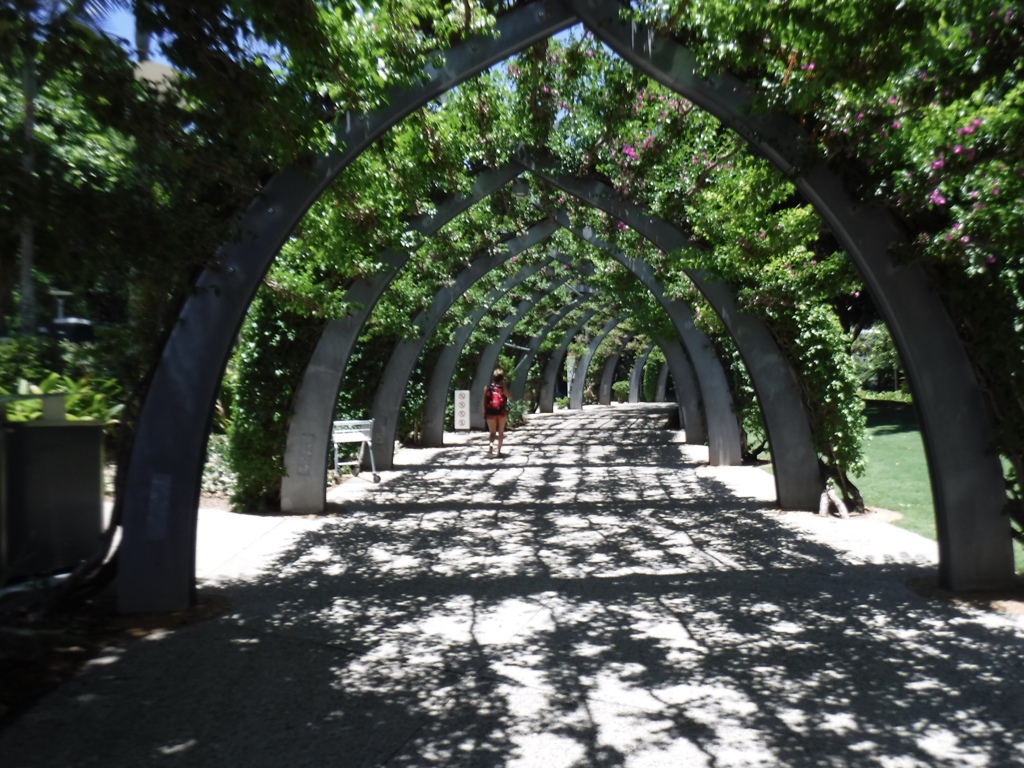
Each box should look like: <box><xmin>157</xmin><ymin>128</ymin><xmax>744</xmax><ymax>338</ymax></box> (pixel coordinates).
<box><xmin>277</xmin><ymin>166</ymin><xmax>823</xmax><ymax>517</ymax></box>
<box><xmin>116</xmin><ymin>0</ymin><xmax>1012</xmax><ymax>612</ymax></box>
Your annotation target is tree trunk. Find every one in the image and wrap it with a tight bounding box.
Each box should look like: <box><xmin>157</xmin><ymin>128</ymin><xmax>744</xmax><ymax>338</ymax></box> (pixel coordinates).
<box><xmin>18</xmin><ymin>50</ymin><xmax>37</xmax><ymax>335</ymax></box>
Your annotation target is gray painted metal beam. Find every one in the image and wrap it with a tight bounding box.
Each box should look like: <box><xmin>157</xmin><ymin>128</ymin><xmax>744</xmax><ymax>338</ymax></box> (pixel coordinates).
<box><xmin>294</xmin><ymin>159</ymin><xmax>814</xmax><ymax>511</ymax></box>
<box><xmin>655</xmin><ymin>361</ymin><xmax>669</xmax><ymax>403</ymax></box>
<box><xmin>570</xmin><ymin>318</ymin><xmax>621</xmax><ymax>410</ymax></box>
<box><xmin>571</xmin><ymin>0</ymin><xmax>1011</xmax><ymax>592</ymax></box>
<box><xmin>655</xmin><ymin>337</ymin><xmax>705</xmax><ymax>443</ymax></box>
<box><xmin>629</xmin><ymin>343</ymin><xmax>655</xmax><ymax>403</ymax></box>
<box><xmin>118</xmin><ymin>1</ymin><xmax>578</xmax><ymax>612</ymax></box>
<box><xmin>598</xmin><ymin>333</ymin><xmax>635</xmax><ymax>405</ymax></box>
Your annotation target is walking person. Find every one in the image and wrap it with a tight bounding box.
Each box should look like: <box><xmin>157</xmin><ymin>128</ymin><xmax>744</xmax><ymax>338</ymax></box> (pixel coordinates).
<box><xmin>483</xmin><ymin>369</ymin><xmax>511</xmax><ymax>457</ymax></box>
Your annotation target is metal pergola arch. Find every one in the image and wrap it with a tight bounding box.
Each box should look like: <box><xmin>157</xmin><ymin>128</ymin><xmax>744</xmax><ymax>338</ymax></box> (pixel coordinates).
<box><xmin>570</xmin><ymin>0</ymin><xmax>1011</xmax><ymax>590</ymax></box>
<box><xmin>359</xmin><ymin>220</ymin><xmax>561</xmax><ymax>472</ymax></box>
<box><xmin>280</xmin><ymin>166</ymin><xmax>523</xmax><ymax>512</ymax></box>
<box><xmin>509</xmin><ymin>298</ymin><xmax>585</xmax><ymax>404</ymax></box>
<box><xmin>372</xmin><ymin>238</ymin><xmax>716</xmax><ymax>472</ymax></box>
<box><xmin>629</xmin><ymin>343</ymin><xmax>656</xmax><ymax>403</ymax></box>
<box><xmin>272</xmin><ymin>157</ymin><xmax>823</xmax><ymax>524</ymax></box>
<box><xmin>282</xmin><ymin>182</ymin><xmax>756</xmax><ymax>510</ymax></box>
<box><xmin>570</xmin><ymin>318</ymin><xmax>623</xmax><ymax>410</ymax></box>
<box><xmin>117</xmin><ymin>0</ymin><xmax>1010</xmax><ymax>611</ymax></box>
<box><xmin>598</xmin><ymin>332</ymin><xmax>636</xmax><ymax>405</ymax></box>
<box><xmin>531</xmin><ymin>169</ymin><xmax>822</xmax><ymax>505</ymax></box>
<box><xmin>421</xmin><ymin>282</ymin><xmax>588</xmax><ymax>448</ymax></box>
<box><xmin>369</xmin><ymin>184</ymin><xmax>805</xmax><ymax>487</ymax></box>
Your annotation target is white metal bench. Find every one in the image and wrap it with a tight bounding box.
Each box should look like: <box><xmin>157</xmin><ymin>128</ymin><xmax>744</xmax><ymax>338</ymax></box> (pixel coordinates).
<box><xmin>332</xmin><ymin>419</ymin><xmax>380</xmax><ymax>483</ymax></box>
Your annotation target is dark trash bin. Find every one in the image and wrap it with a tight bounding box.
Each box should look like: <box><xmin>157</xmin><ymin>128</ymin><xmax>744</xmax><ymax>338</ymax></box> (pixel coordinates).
<box><xmin>51</xmin><ymin>317</ymin><xmax>95</xmax><ymax>343</ymax></box>
<box><xmin>0</xmin><ymin>415</ymin><xmax>104</xmax><ymax>580</ymax></box>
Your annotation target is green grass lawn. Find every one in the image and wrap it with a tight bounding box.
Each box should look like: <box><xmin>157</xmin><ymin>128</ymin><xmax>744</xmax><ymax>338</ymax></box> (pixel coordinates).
<box><xmin>857</xmin><ymin>399</ymin><xmax>1023</xmax><ymax>571</ymax></box>
<box><xmin>858</xmin><ymin>400</ymin><xmax>937</xmax><ymax>539</ymax></box>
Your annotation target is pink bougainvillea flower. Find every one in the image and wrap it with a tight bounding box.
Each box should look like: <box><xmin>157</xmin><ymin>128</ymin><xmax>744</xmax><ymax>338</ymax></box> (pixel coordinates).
<box><xmin>623</xmin><ymin>145</ymin><xmax>638</xmax><ymax>160</ymax></box>
<box><xmin>928</xmin><ymin>189</ymin><xmax>946</xmax><ymax>205</ymax></box>
<box><xmin>957</xmin><ymin>118</ymin><xmax>982</xmax><ymax>136</ymax></box>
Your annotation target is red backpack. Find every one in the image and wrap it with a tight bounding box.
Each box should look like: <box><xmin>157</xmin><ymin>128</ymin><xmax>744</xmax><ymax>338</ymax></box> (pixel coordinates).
<box><xmin>485</xmin><ymin>384</ymin><xmax>506</xmax><ymax>412</ymax></box>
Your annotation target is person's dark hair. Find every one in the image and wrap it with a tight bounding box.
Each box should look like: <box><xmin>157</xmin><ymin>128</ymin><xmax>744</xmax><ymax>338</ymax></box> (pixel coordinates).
<box><xmin>492</xmin><ymin>369</ymin><xmax>505</xmax><ymax>383</ymax></box>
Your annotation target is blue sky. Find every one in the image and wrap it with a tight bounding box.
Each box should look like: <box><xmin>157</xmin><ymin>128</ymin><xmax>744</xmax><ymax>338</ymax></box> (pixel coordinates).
<box><xmin>99</xmin><ymin>8</ymin><xmax>174</xmax><ymax>65</ymax></box>
<box><xmin>98</xmin><ymin>9</ymin><xmax>136</xmax><ymax>52</ymax></box>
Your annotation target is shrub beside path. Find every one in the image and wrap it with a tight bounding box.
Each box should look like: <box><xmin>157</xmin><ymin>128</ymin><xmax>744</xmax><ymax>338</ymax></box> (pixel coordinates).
<box><xmin>2</xmin><ymin>403</ymin><xmax>1023</xmax><ymax>767</ymax></box>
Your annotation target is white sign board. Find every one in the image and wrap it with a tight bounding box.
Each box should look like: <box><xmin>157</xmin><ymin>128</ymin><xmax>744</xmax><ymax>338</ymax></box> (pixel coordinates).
<box><xmin>454</xmin><ymin>390</ymin><xmax>471</xmax><ymax>430</ymax></box>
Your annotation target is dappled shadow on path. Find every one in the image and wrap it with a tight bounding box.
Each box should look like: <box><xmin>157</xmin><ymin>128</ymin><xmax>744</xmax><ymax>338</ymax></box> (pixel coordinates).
<box><xmin>3</xmin><ymin>405</ymin><xmax>1023</xmax><ymax>768</ymax></box>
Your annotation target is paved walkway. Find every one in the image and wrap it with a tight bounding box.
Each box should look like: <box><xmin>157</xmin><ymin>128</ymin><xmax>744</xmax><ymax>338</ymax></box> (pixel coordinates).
<box><xmin>3</xmin><ymin>403</ymin><xmax>1024</xmax><ymax>767</ymax></box>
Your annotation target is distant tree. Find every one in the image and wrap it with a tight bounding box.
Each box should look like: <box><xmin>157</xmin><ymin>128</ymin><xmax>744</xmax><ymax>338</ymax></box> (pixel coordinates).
<box><xmin>0</xmin><ymin>1</ymin><xmax>133</xmax><ymax>333</ymax></box>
